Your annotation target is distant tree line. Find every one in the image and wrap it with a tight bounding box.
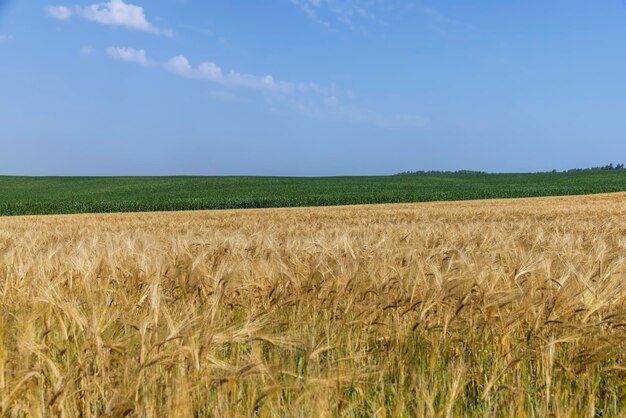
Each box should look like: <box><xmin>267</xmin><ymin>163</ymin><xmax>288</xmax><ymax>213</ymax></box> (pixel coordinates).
<box><xmin>396</xmin><ymin>164</ymin><xmax>626</xmax><ymax>175</ymax></box>
<box><xmin>564</xmin><ymin>163</ymin><xmax>625</xmax><ymax>172</ymax></box>
<box><xmin>395</xmin><ymin>170</ymin><xmax>487</xmax><ymax>175</ymax></box>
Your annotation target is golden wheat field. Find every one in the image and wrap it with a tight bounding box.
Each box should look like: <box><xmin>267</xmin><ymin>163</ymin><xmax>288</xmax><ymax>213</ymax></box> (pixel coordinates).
<box><xmin>2</xmin><ymin>193</ymin><xmax>626</xmax><ymax>417</ymax></box>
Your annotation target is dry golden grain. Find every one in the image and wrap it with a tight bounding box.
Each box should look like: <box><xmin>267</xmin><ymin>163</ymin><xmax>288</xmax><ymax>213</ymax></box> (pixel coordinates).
<box><xmin>1</xmin><ymin>193</ymin><xmax>626</xmax><ymax>416</ymax></box>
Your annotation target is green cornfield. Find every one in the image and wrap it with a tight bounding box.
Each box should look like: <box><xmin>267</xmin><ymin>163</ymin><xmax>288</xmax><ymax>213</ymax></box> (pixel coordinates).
<box><xmin>1</xmin><ymin>170</ymin><xmax>626</xmax><ymax>216</ymax></box>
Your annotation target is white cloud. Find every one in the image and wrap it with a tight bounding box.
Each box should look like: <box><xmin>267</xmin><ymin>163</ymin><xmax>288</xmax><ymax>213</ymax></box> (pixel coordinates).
<box><xmin>47</xmin><ymin>5</ymin><xmax>73</xmax><ymax>20</ymax></box>
<box><xmin>80</xmin><ymin>0</ymin><xmax>171</xmax><ymax>36</ymax></box>
<box><xmin>106</xmin><ymin>47</ymin><xmax>149</xmax><ymax>65</ymax></box>
<box><xmin>46</xmin><ymin>1</ymin><xmax>172</xmax><ymax>36</ymax></box>
<box><xmin>166</xmin><ymin>55</ymin><xmax>295</xmax><ymax>93</ymax></box>
<box><xmin>109</xmin><ymin>50</ymin><xmax>310</xmax><ymax>95</ymax></box>
<box><xmin>167</xmin><ymin>55</ymin><xmax>220</xmax><ymax>81</ymax></box>
<box><xmin>0</xmin><ymin>34</ymin><xmax>12</xmax><ymax>42</ymax></box>
<box><xmin>107</xmin><ymin>47</ymin><xmax>426</xmax><ymax>129</ymax></box>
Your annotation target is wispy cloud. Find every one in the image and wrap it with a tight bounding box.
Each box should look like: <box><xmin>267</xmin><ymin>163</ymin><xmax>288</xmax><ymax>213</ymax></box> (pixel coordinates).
<box><xmin>291</xmin><ymin>1</ymin><xmax>470</xmax><ymax>36</ymax></box>
<box><xmin>295</xmin><ymin>95</ymin><xmax>427</xmax><ymax>128</ymax></box>
<box><xmin>207</xmin><ymin>90</ymin><xmax>250</xmax><ymax>104</ymax></box>
<box><xmin>47</xmin><ymin>5</ymin><xmax>72</xmax><ymax>20</ymax></box>
<box><xmin>0</xmin><ymin>34</ymin><xmax>12</xmax><ymax>41</ymax></box>
<box><xmin>80</xmin><ymin>45</ymin><xmax>94</xmax><ymax>56</ymax></box>
<box><xmin>106</xmin><ymin>47</ymin><xmax>149</xmax><ymax>65</ymax></box>
<box><xmin>179</xmin><ymin>24</ymin><xmax>227</xmax><ymax>44</ymax></box>
<box><xmin>46</xmin><ymin>0</ymin><xmax>173</xmax><ymax>37</ymax></box>
<box><xmin>412</xmin><ymin>3</ymin><xmax>472</xmax><ymax>36</ymax></box>
<box><xmin>107</xmin><ymin>47</ymin><xmax>425</xmax><ymax>129</ymax></box>
<box><xmin>290</xmin><ymin>0</ymin><xmax>378</xmax><ymax>29</ymax></box>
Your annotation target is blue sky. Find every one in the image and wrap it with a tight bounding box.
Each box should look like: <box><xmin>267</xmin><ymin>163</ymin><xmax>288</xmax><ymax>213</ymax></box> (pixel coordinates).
<box><xmin>1</xmin><ymin>0</ymin><xmax>626</xmax><ymax>175</ymax></box>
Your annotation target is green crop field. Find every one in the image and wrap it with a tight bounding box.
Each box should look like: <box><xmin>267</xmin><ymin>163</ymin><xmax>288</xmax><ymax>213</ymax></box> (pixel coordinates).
<box><xmin>1</xmin><ymin>170</ymin><xmax>626</xmax><ymax>216</ymax></box>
